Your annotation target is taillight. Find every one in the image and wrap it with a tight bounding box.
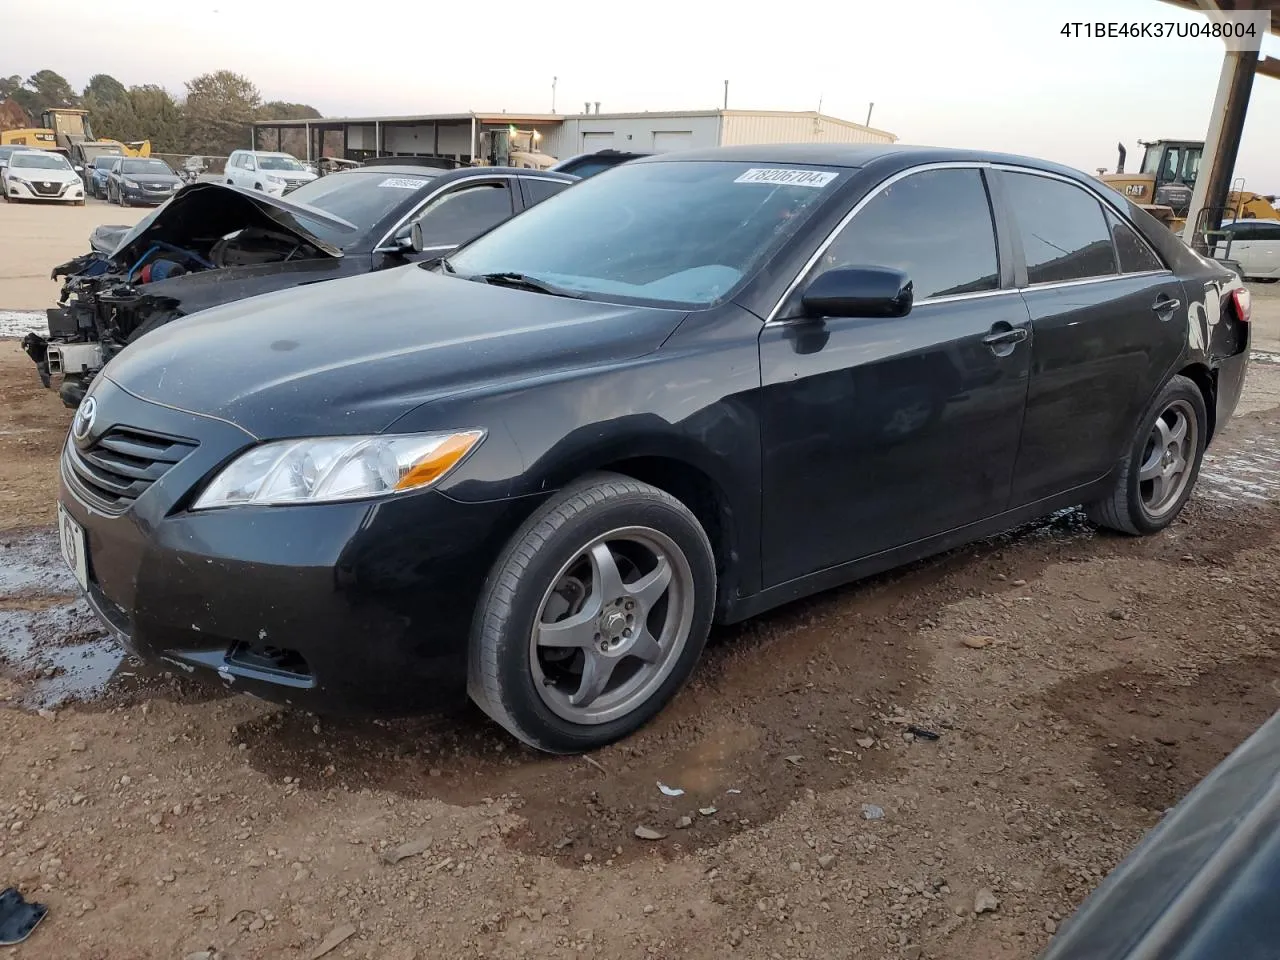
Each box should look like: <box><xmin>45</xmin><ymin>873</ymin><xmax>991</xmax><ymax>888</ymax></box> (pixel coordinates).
<box><xmin>1231</xmin><ymin>286</ymin><xmax>1252</xmax><ymax>323</ymax></box>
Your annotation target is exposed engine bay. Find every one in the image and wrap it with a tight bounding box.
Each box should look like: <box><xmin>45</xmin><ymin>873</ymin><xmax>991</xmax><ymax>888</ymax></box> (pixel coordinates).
<box><xmin>22</xmin><ymin>182</ymin><xmax>349</xmax><ymax>408</ymax></box>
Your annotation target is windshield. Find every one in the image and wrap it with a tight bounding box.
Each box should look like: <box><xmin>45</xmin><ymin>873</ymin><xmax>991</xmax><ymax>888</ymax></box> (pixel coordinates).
<box><xmin>286</xmin><ymin>170</ymin><xmax>437</xmax><ymax>247</ymax></box>
<box><xmin>447</xmin><ymin>160</ymin><xmax>843</xmax><ymax>308</ymax></box>
<box><xmin>12</xmin><ymin>152</ymin><xmax>73</xmax><ymax>171</ymax></box>
<box><xmin>258</xmin><ymin>155</ymin><xmax>306</xmax><ymax>171</ymax></box>
<box><xmin>121</xmin><ymin>158</ymin><xmax>174</xmax><ymax>176</ymax></box>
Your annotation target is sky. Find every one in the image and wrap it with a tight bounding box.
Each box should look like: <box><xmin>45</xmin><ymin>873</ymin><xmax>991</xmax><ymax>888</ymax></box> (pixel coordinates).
<box><xmin>5</xmin><ymin>0</ymin><xmax>1280</xmax><ymax>189</ymax></box>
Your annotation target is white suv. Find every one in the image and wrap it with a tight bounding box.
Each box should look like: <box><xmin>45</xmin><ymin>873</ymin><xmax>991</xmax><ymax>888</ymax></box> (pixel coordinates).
<box><xmin>224</xmin><ymin>150</ymin><xmax>317</xmax><ymax>197</ymax></box>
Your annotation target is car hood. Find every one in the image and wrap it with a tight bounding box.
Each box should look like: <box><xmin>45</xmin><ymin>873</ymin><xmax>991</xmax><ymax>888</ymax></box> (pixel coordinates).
<box><xmin>106</xmin><ymin>181</ymin><xmax>352</xmax><ymax>264</ymax></box>
<box><xmin>261</xmin><ymin>169</ymin><xmax>315</xmax><ymax>181</ymax></box>
<box><xmin>11</xmin><ymin>167</ymin><xmax>79</xmax><ymax>183</ymax></box>
<box><xmin>102</xmin><ymin>264</ymin><xmax>689</xmax><ymax>437</ymax></box>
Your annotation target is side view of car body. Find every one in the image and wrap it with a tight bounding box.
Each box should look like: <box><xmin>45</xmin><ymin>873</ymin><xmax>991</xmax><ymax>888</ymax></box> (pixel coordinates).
<box><xmin>86</xmin><ymin>156</ymin><xmax>116</xmax><ymax>199</ymax></box>
<box><xmin>57</xmin><ymin>145</ymin><xmax>1250</xmax><ymax>754</ymax></box>
<box><xmin>25</xmin><ymin>166</ymin><xmax>578</xmax><ymax>407</ymax></box>
<box><xmin>224</xmin><ymin>149</ymin><xmax>317</xmax><ymax>196</ymax></box>
<box><xmin>1213</xmin><ymin>217</ymin><xmax>1280</xmax><ymax>281</ymax></box>
<box><xmin>4</xmin><ymin>149</ymin><xmax>86</xmax><ymax>204</ymax></box>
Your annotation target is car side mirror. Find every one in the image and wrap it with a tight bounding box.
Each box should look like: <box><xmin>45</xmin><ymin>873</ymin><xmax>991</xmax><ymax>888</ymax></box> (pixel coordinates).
<box><xmin>410</xmin><ymin>220</ymin><xmax>424</xmax><ymax>253</ymax></box>
<box><xmin>800</xmin><ymin>266</ymin><xmax>913</xmax><ymax>319</ymax></box>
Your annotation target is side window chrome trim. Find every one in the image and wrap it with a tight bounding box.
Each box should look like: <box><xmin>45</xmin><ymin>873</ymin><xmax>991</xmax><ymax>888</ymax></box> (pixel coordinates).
<box><xmin>765</xmin><ymin>161</ymin><xmax>996</xmax><ymax>324</ymax></box>
<box><xmin>374</xmin><ymin>175</ymin><xmax>516</xmax><ymax>251</ymax></box>
<box><xmin>993</xmin><ymin>162</ymin><xmax>1169</xmax><ymax>274</ymax></box>
<box><xmin>1021</xmin><ymin>269</ymin><xmax>1173</xmax><ymax>293</ymax></box>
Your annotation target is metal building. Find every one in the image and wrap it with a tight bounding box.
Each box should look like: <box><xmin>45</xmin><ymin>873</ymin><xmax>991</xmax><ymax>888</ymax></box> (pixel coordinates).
<box><xmin>251</xmin><ymin>108</ymin><xmax>896</xmax><ymax>166</ymax></box>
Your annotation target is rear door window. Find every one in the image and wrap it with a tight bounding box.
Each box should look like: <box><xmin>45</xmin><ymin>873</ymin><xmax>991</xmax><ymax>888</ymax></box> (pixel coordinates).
<box><xmin>1003</xmin><ymin>172</ymin><xmax>1117</xmax><ymax>284</ymax></box>
<box><xmin>814</xmin><ymin>167</ymin><xmax>1001</xmax><ymax>300</ymax></box>
<box><xmin>413</xmin><ymin>180</ymin><xmax>515</xmax><ymax>248</ymax></box>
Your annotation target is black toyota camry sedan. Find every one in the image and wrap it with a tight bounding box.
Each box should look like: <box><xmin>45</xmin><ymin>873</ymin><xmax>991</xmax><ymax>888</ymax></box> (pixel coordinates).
<box><xmin>56</xmin><ymin>145</ymin><xmax>1251</xmax><ymax>754</ymax></box>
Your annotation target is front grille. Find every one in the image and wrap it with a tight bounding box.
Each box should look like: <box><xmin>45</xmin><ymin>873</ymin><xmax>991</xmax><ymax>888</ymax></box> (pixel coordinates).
<box><xmin>31</xmin><ymin>180</ymin><xmax>62</xmax><ymax>197</ymax></box>
<box><xmin>281</xmin><ymin>181</ymin><xmax>304</xmax><ymax>194</ymax></box>
<box><xmin>64</xmin><ymin>426</ymin><xmax>198</xmax><ymax>511</ymax></box>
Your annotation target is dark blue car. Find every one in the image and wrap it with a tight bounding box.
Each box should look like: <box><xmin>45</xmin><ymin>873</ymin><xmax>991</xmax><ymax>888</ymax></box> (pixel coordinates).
<box><xmin>86</xmin><ymin>155</ymin><xmax>121</xmax><ymax>199</ymax></box>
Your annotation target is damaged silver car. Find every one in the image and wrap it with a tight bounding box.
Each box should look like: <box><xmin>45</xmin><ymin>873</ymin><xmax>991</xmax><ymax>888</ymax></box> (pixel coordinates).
<box><xmin>24</xmin><ymin>166</ymin><xmax>578</xmax><ymax>407</ymax></box>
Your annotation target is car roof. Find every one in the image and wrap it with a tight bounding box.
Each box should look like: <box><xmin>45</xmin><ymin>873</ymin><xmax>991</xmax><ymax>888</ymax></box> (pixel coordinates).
<box><xmin>629</xmin><ymin>143</ymin><xmax>1092</xmax><ymax>179</ymax></box>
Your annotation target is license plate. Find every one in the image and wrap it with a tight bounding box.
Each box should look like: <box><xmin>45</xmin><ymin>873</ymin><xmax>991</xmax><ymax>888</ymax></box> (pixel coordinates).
<box><xmin>57</xmin><ymin>502</ymin><xmax>89</xmax><ymax>592</ymax></box>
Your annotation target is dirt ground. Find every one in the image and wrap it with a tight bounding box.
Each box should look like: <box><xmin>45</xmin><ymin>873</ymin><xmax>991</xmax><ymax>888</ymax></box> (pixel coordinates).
<box><xmin>0</xmin><ymin>197</ymin><xmax>147</xmax><ymax>311</ymax></box>
<box><xmin>0</xmin><ymin>334</ymin><xmax>1278</xmax><ymax>960</ymax></box>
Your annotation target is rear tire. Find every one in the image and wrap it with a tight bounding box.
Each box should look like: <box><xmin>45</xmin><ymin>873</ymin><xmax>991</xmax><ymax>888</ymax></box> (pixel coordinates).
<box><xmin>468</xmin><ymin>473</ymin><xmax>716</xmax><ymax>754</ymax></box>
<box><xmin>1086</xmin><ymin>374</ymin><xmax>1207</xmax><ymax>536</ymax></box>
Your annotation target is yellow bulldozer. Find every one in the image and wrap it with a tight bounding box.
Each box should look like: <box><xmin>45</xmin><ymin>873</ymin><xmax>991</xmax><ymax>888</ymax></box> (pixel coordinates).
<box><xmin>1098</xmin><ymin>139</ymin><xmax>1278</xmax><ymax>233</ymax></box>
<box><xmin>1</xmin><ymin>108</ymin><xmax>151</xmax><ymax>166</ymax></box>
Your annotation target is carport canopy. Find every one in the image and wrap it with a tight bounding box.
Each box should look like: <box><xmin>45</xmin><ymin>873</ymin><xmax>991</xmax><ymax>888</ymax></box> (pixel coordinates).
<box><xmin>1155</xmin><ymin>0</ymin><xmax>1280</xmax><ymax>246</ymax></box>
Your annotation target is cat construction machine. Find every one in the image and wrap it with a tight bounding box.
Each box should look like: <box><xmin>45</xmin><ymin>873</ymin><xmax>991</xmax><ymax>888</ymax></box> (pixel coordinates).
<box><xmin>1</xmin><ymin>108</ymin><xmax>151</xmax><ymax>169</ymax></box>
<box><xmin>1098</xmin><ymin>138</ymin><xmax>1278</xmax><ymax>234</ymax></box>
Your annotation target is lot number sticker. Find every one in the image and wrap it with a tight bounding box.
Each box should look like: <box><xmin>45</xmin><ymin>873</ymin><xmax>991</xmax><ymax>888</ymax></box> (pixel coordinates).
<box><xmin>734</xmin><ymin>168</ymin><xmax>837</xmax><ymax>188</ymax></box>
<box><xmin>378</xmin><ymin>177</ymin><xmax>424</xmax><ymax>189</ymax></box>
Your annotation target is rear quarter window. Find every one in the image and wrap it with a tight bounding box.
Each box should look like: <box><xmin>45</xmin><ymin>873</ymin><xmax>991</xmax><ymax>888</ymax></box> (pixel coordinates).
<box><xmin>1105</xmin><ymin>210</ymin><xmax>1165</xmax><ymax>273</ymax></box>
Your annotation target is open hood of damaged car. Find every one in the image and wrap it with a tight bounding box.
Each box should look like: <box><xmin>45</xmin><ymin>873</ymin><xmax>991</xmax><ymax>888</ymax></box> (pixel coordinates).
<box><xmin>104</xmin><ymin>182</ymin><xmax>356</xmax><ymax>264</ymax></box>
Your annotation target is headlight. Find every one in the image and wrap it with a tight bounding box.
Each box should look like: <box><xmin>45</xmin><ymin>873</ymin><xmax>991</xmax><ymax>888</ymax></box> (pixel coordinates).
<box><xmin>191</xmin><ymin>430</ymin><xmax>485</xmax><ymax>509</ymax></box>
<box><xmin>266</xmin><ymin>174</ymin><xmax>284</xmax><ymax>185</ymax></box>
<box><xmin>8</xmin><ymin>177</ymin><xmax>25</xmax><ymax>186</ymax></box>
<box><xmin>123</xmin><ymin>178</ymin><xmax>139</xmax><ymax>188</ymax></box>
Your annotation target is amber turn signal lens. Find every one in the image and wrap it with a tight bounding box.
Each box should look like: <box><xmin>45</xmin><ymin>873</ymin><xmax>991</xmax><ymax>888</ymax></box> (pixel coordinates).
<box><xmin>395</xmin><ymin>431</ymin><xmax>484</xmax><ymax>491</ymax></box>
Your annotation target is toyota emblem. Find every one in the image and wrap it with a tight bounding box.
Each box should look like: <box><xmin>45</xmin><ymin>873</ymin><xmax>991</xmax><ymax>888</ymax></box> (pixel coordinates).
<box><xmin>72</xmin><ymin>396</ymin><xmax>97</xmax><ymax>442</ymax></box>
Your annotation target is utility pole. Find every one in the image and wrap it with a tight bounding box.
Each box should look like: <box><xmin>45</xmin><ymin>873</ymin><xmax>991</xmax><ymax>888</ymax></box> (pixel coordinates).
<box><xmin>551</xmin><ymin>76</ymin><xmax>557</xmax><ymax>114</ymax></box>
<box><xmin>723</xmin><ymin>80</ymin><xmax>728</xmax><ymax>110</ymax></box>
<box><xmin>865</xmin><ymin>102</ymin><xmax>874</xmax><ymax>127</ymax></box>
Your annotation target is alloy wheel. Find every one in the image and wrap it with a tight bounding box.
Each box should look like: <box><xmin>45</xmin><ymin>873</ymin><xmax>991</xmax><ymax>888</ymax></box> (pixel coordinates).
<box><xmin>1139</xmin><ymin>398</ymin><xmax>1197</xmax><ymax>518</ymax></box>
<box><xmin>529</xmin><ymin>526</ymin><xmax>696</xmax><ymax>725</ymax></box>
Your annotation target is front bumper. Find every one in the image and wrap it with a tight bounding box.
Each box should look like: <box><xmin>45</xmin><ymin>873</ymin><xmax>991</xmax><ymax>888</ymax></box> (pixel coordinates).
<box><xmin>58</xmin><ymin>377</ymin><xmax>532</xmax><ymax>715</ymax></box>
<box><xmin>7</xmin><ymin>179</ymin><xmax>83</xmax><ymax>202</ymax></box>
<box><xmin>120</xmin><ymin>184</ymin><xmax>181</xmax><ymax>204</ymax></box>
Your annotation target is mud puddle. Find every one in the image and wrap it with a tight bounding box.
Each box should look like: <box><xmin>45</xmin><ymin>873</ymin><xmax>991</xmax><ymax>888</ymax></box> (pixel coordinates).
<box><xmin>0</xmin><ymin>529</ymin><xmax>199</xmax><ymax>709</ymax></box>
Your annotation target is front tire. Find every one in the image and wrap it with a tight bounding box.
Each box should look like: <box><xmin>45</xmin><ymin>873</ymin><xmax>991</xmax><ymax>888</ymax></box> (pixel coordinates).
<box><xmin>468</xmin><ymin>473</ymin><xmax>716</xmax><ymax>754</ymax></box>
<box><xmin>1087</xmin><ymin>374</ymin><xmax>1207</xmax><ymax>536</ymax></box>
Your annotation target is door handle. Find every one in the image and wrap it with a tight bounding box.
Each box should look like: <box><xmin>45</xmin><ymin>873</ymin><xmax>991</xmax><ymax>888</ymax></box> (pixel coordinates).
<box><xmin>1152</xmin><ymin>295</ymin><xmax>1181</xmax><ymax>318</ymax></box>
<box><xmin>982</xmin><ymin>328</ymin><xmax>1028</xmax><ymax>347</ymax></box>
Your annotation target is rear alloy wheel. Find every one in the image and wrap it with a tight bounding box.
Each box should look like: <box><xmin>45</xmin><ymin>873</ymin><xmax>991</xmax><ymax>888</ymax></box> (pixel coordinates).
<box><xmin>469</xmin><ymin>473</ymin><xmax>715</xmax><ymax>754</ymax></box>
<box><xmin>1086</xmin><ymin>374</ymin><xmax>1207</xmax><ymax>535</ymax></box>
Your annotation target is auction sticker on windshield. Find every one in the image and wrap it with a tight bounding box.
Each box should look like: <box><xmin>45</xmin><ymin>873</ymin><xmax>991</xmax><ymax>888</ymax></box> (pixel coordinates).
<box><xmin>734</xmin><ymin>168</ymin><xmax>838</xmax><ymax>188</ymax></box>
<box><xmin>378</xmin><ymin>178</ymin><xmax>424</xmax><ymax>189</ymax></box>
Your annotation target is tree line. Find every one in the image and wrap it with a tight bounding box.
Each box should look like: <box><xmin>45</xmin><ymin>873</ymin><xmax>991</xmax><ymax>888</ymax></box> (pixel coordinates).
<box><xmin>0</xmin><ymin>69</ymin><xmax>321</xmax><ymax>157</ymax></box>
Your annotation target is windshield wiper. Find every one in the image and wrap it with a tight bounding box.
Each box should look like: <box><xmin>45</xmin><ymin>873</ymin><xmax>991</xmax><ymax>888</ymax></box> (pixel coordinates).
<box><xmin>467</xmin><ymin>271</ymin><xmax>586</xmax><ymax>299</ymax></box>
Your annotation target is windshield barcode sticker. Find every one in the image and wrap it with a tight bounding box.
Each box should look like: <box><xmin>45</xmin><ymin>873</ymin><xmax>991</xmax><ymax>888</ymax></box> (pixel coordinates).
<box><xmin>378</xmin><ymin>177</ymin><xmax>423</xmax><ymax>189</ymax></box>
<box><xmin>734</xmin><ymin>168</ymin><xmax>837</xmax><ymax>188</ymax></box>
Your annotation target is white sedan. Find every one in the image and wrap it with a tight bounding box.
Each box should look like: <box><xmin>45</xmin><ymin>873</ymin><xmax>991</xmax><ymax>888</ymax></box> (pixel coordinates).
<box><xmin>3</xmin><ymin>150</ymin><xmax>86</xmax><ymax>204</ymax></box>
<box><xmin>1213</xmin><ymin>218</ymin><xmax>1280</xmax><ymax>281</ymax></box>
